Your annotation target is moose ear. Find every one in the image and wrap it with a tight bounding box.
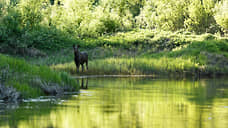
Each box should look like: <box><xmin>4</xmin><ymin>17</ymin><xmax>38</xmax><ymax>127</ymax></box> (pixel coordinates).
<box><xmin>77</xmin><ymin>45</ymin><xmax>79</xmax><ymax>48</ymax></box>
<box><xmin>73</xmin><ymin>44</ymin><xmax>76</xmax><ymax>48</ymax></box>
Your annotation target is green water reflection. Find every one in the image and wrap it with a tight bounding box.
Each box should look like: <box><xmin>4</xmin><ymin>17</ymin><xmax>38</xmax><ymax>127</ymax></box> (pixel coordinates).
<box><xmin>0</xmin><ymin>78</ymin><xmax>228</xmax><ymax>128</ymax></box>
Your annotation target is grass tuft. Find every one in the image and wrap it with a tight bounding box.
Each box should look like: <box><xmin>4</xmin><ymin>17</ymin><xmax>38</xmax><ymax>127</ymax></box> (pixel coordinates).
<box><xmin>0</xmin><ymin>54</ymin><xmax>79</xmax><ymax>98</ymax></box>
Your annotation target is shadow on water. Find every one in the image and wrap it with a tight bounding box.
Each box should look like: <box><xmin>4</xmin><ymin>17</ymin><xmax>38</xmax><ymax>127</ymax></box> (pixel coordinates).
<box><xmin>0</xmin><ymin>77</ymin><xmax>228</xmax><ymax>128</ymax></box>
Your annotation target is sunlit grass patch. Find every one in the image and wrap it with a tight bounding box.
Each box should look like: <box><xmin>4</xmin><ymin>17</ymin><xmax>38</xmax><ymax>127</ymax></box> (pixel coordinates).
<box><xmin>89</xmin><ymin>57</ymin><xmax>200</xmax><ymax>75</ymax></box>
<box><xmin>52</xmin><ymin>57</ymin><xmax>201</xmax><ymax>76</ymax></box>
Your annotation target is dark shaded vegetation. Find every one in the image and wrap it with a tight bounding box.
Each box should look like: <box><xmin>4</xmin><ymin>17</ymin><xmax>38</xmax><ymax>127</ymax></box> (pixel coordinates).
<box><xmin>0</xmin><ymin>84</ymin><xmax>21</xmax><ymax>102</ymax></box>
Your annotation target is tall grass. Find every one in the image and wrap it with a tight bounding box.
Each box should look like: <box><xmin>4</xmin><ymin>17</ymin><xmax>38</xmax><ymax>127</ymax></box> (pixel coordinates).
<box><xmin>0</xmin><ymin>54</ymin><xmax>79</xmax><ymax>98</ymax></box>
<box><xmin>52</xmin><ymin>39</ymin><xmax>228</xmax><ymax>77</ymax></box>
<box><xmin>52</xmin><ymin>57</ymin><xmax>200</xmax><ymax>76</ymax></box>
<box><xmin>87</xmin><ymin>57</ymin><xmax>200</xmax><ymax>75</ymax></box>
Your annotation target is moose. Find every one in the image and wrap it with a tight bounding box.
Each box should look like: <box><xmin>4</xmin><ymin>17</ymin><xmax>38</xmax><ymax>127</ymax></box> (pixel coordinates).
<box><xmin>73</xmin><ymin>44</ymin><xmax>88</xmax><ymax>72</ymax></box>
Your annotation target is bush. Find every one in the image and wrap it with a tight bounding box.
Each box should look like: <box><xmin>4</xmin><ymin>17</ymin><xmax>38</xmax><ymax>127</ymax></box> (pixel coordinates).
<box><xmin>18</xmin><ymin>0</ymin><xmax>43</xmax><ymax>30</ymax></box>
<box><xmin>184</xmin><ymin>0</ymin><xmax>217</xmax><ymax>33</ymax></box>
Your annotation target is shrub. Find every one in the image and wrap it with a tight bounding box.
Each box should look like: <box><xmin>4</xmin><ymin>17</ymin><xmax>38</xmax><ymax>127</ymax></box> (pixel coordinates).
<box><xmin>184</xmin><ymin>0</ymin><xmax>217</xmax><ymax>34</ymax></box>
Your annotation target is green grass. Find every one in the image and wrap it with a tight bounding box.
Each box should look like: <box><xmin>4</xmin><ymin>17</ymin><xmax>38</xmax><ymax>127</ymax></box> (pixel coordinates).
<box><xmin>0</xmin><ymin>54</ymin><xmax>79</xmax><ymax>98</ymax></box>
<box><xmin>51</xmin><ymin>38</ymin><xmax>228</xmax><ymax>77</ymax></box>
<box><xmin>52</xmin><ymin>57</ymin><xmax>199</xmax><ymax>76</ymax></box>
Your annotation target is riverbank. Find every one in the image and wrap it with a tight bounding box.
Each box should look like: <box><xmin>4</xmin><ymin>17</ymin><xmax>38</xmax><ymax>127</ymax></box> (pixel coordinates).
<box><xmin>0</xmin><ymin>54</ymin><xmax>79</xmax><ymax>102</ymax></box>
<box><xmin>49</xmin><ymin>31</ymin><xmax>228</xmax><ymax>77</ymax></box>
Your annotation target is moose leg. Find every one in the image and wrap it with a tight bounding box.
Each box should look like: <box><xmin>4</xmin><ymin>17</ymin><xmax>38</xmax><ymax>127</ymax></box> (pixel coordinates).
<box><xmin>76</xmin><ymin>66</ymin><xmax>79</xmax><ymax>73</ymax></box>
<box><xmin>86</xmin><ymin>61</ymin><xmax>88</xmax><ymax>70</ymax></box>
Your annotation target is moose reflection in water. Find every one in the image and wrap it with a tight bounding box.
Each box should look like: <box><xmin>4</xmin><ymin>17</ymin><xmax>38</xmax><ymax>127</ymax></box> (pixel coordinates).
<box><xmin>73</xmin><ymin>44</ymin><xmax>88</xmax><ymax>72</ymax></box>
<box><xmin>77</xmin><ymin>78</ymin><xmax>88</xmax><ymax>89</ymax></box>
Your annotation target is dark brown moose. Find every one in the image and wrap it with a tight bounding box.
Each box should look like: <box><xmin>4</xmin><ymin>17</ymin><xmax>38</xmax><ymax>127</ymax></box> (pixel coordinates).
<box><xmin>73</xmin><ymin>44</ymin><xmax>88</xmax><ymax>72</ymax></box>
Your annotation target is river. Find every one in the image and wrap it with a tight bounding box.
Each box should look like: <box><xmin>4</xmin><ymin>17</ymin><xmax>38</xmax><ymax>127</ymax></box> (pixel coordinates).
<box><xmin>0</xmin><ymin>77</ymin><xmax>228</xmax><ymax>128</ymax></box>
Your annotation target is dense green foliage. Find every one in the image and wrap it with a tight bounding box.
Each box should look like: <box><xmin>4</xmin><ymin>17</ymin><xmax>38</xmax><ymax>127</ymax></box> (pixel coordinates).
<box><xmin>0</xmin><ymin>54</ymin><xmax>79</xmax><ymax>98</ymax></box>
<box><xmin>0</xmin><ymin>0</ymin><xmax>227</xmax><ymax>53</ymax></box>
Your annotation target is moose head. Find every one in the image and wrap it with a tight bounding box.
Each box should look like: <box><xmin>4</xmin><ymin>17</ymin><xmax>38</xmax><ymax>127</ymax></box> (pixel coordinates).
<box><xmin>73</xmin><ymin>44</ymin><xmax>79</xmax><ymax>54</ymax></box>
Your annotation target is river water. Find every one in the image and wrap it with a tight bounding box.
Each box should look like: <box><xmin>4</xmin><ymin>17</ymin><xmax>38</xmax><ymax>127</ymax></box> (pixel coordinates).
<box><xmin>0</xmin><ymin>77</ymin><xmax>228</xmax><ymax>128</ymax></box>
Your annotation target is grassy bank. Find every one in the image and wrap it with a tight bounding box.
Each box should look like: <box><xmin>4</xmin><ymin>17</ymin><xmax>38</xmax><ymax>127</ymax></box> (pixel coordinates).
<box><xmin>0</xmin><ymin>54</ymin><xmax>79</xmax><ymax>99</ymax></box>
<box><xmin>50</xmin><ymin>32</ymin><xmax>228</xmax><ymax>77</ymax></box>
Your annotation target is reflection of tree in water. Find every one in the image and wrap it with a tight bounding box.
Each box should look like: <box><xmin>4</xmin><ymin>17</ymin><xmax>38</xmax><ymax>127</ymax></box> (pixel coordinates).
<box><xmin>189</xmin><ymin>79</ymin><xmax>228</xmax><ymax>105</ymax></box>
<box><xmin>90</xmin><ymin>78</ymin><xmax>228</xmax><ymax>128</ymax></box>
<box><xmin>186</xmin><ymin>78</ymin><xmax>228</xmax><ymax>128</ymax></box>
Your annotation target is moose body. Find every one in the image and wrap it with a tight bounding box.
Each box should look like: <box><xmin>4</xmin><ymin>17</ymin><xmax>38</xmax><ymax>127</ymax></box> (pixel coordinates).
<box><xmin>73</xmin><ymin>45</ymin><xmax>88</xmax><ymax>72</ymax></box>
